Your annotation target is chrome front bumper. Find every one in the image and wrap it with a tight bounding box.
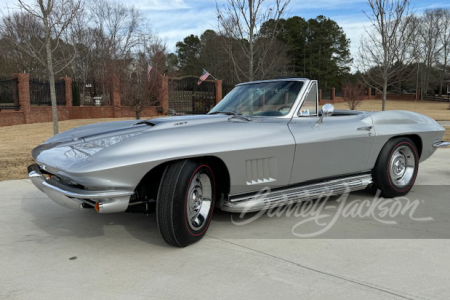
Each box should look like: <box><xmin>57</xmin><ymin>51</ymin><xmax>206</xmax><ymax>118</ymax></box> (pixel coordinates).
<box><xmin>433</xmin><ymin>141</ymin><xmax>450</xmax><ymax>148</ymax></box>
<box><xmin>28</xmin><ymin>164</ymin><xmax>134</xmax><ymax>213</ymax></box>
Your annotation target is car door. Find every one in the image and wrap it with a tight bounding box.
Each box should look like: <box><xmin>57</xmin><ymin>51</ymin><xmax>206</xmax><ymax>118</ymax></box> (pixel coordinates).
<box><xmin>288</xmin><ymin>81</ymin><xmax>375</xmax><ymax>184</ymax></box>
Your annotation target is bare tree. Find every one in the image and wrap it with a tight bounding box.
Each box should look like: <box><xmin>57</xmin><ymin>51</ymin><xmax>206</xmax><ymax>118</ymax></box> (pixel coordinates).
<box><xmin>418</xmin><ymin>9</ymin><xmax>443</xmax><ymax>98</ymax></box>
<box><xmin>357</xmin><ymin>0</ymin><xmax>416</xmax><ymax>111</ymax></box>
<box><xmin>120</xmin><ymin>34</ymin><xmax>167</xmax><ymax>119</ymax></box>
<box><xmin>437</xmin><ymin>9</ymin><xmax>450</xmax><ymax>96</ymax></box>
<box><xmin>216</xmin><ymin>0</ymin><xmax>290</xmax><ymax>82</ymax></box>
<box><xmin>89</xmin><ymin>0</ymin><xmax>142</xmax><ymax>97</ymax></box>
<box><xmin>120</xmin><ymin>74</ymin><xmax>161</xmax><ymax>119</ymax></box>
<box><xmin>343</xmin><ymin>83</ymin><xmax>366</xmax><ymax>110</ymax></box>
<box><xmin>1</xmin><ymin>0</ymin><xmax>82</xmax><ymax>134</ymax></box>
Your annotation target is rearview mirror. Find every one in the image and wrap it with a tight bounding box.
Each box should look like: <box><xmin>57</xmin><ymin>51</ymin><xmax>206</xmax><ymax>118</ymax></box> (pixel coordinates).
<box><xmin>318</xmin><ymin>103</ymin><xmax>334</xmax><ymax>124</ymax></box>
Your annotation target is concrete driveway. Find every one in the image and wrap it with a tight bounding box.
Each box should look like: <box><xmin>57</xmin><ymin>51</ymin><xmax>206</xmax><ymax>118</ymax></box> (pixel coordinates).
<box><xmin>1</xmin><ymin>149</ymin><xmax>450</xmax><ymax>300</ymax></box>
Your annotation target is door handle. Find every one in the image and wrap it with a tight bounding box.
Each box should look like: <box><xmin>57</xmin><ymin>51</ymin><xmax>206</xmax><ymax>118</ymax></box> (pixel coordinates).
<box><xmin>357</xmin><ymin>126</ymin><xmax>373</xmax><ymax>131</ymax></box>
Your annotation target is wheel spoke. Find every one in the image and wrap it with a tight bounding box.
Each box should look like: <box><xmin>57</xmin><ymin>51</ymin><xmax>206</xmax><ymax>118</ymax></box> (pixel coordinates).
<box><xmin>186</xmin><ymin>172</ymin><xmax>212</xmax><ymax>231</ymax></box>
<box><xmin>389</xmin><ymin>145</ymin><xmax>415</xmax><ymax>188</ymax></box>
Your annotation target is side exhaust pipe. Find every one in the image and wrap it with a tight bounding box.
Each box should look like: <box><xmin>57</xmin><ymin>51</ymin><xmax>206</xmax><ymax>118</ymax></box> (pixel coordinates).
<box><xmin>94</xmin><ymin>197</ymin><xmax>130</xmax><ymax>213</ymax></box>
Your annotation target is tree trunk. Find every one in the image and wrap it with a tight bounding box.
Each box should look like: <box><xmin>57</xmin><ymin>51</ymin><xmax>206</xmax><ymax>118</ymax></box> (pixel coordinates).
<box><xmin>439</xmin><ymin>52</ymin><xmax>448</xmax><ymax>97</ymax></box>
<box><xmin>44</xmin><ymin>18</ymin><xmax>59</xmax><ymax>135</ymax></box>
<box><xmin>382</xmin><ymin>79</ymin><xmax>387</xmax><ymax>111</ymax></box>
<box><xmin>136</xmin><ymin>111</ymin><xmax>140</xmax><ymax>120</ymax></box>
<box><xmin>248</xmin><ymin>0</ymin><xmax>254</xmax><ymax>81</ymax></box>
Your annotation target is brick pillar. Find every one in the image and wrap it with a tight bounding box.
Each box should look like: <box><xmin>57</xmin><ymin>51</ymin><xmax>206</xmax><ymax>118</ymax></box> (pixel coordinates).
<box><xmin>318</xmin><ymin>89</ymin><xmax>322</xmax><ymax>105</ymax></box>
<box><xmin>15</xmin><ymin>73</ymin><xmax>31</xmax><ymax>123</ymax></box>
<box><xmin>331</xmin><ymin>87</ymin><xmax>336</xmax><ymax>101</ymax></box>
<box><xmin>368</xmin><ymin>87</ymin><xmax>371</xmax><ymax>100</ymax></box>
<box><xmin>61</xmin><ymin>77</ymin><xmax>72</xmax><ymax>106</ymax></box>
<box><xmin>160</xmin><ymin>76</ymin><xmax>169</xmax><ymax>115</ymax></box>
<box><xmin>214</xmin><ymin>80</ymin><xmax>222</xmax><ymax>104</ymax></box>
<box><xmin>111</xmin><ymin>75</ymin><xmax>121</xmax><ymax>118</ymax></box>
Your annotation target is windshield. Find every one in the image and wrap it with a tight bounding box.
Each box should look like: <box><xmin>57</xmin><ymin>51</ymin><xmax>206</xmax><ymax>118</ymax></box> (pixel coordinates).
<box><xmin>209</xmin><ymin>81</ymin><xmax>304</xmax><ymax>117</ymax></box>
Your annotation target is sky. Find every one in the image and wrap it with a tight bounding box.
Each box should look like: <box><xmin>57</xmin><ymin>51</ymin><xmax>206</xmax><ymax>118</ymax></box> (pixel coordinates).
<box><xmin>1</xmin><ymin>0</ymin><xmax>449</xmax><ymax>65</ymax></box>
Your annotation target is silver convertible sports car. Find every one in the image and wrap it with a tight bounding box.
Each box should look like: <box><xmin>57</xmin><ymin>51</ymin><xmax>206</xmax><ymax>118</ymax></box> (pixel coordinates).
<box><xmin>29</xmin><ymin>78</ymin><xmax>449</xmax><ymax>247</ymax></box>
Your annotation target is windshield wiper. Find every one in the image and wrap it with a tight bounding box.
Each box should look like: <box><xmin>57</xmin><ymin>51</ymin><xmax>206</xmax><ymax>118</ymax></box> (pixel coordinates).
<box><xmin>209</xmin><ymin>111</ymin><xmax>239</xmax><ymax>115</ymax></box>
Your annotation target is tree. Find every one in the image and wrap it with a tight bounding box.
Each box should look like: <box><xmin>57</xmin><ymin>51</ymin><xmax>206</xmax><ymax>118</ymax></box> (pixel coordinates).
<box><xmin>343</xmin><ymin>83</ymin><xmax>366</xmax><ymax>110</ymax></box>
<box><xmin>175</xmin><ymin>34</ymin><xmax>202</xmax><ymax>76</ymax></box>
<box><xmin>217</xmin><ymin>0</ymin><xmax>290</xmax><ymax>81</ymax></box>
<box><xmin>89</xmin><ymin>0</ymin><xmax>142</xmax><ymax>98</ymax></box>
<box><xmin>437</xmin><ymin>9</ymin><xmax>450</xmax><ymax>96</ymax></box>
<box><xmin>120</xmin><ymin>34</ymin><xmax>167</xmax><ymax>119</ymax></box>
<box><xmin>418</xmin><ymin>9</ymin><xmax>443</xmax><ymax>98</ymax></box>
<box><xmin>358</xmin><ymin>0</ymin><xmax>416</xmax><ymax>111</ymax></box>
<box><xmin>1</xmin><ymin>0</ymin><xmax>82</xmax><ymax>134</ymax></box>
<box><xmin>263</xmin><ymin>16</ymin><xmax>352</xmax><ymax>88</ymax></box>
<box><xmin>120</xmin><ymin>74</ymin><xmax>161</xmax><ymax>119</ymax></box>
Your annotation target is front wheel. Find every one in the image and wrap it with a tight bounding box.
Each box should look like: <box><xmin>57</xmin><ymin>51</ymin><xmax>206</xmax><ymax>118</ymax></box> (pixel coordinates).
<box><xmin>372</xmin><ymin>137</ymin><xmax>419</xmax><ymax>198</ymax></box>
<box><xmin>156</xmin><ymin>160</ymin><xmax>215</xmax><ymax>247</ymax></box>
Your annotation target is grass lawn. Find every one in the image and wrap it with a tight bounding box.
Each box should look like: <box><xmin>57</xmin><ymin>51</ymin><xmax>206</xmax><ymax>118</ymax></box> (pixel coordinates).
<box><xmin>0</xmin><ymin>118</ymin><xmax>137</xmax><ymax>181</ymax></box>
<box><xmin>0</xmin><ymin>100</ymin><xmax>449</xmax><ymax>181</ymax></box>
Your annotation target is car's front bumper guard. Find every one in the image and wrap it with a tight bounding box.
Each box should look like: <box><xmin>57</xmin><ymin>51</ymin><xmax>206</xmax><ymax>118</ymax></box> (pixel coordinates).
<box><xmin>28</xmin><ymin>164</ymin><xmax>133</xmax><ymax>213</ymax></box>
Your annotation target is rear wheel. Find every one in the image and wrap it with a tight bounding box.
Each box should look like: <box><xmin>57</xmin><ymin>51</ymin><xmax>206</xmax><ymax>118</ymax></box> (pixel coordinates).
<box><xmin>156</xmin><ymin>159</ymin><xmax>215</xmax><ymax>247</ymax></box>
<box><xmin>372</xmin><ymin>137</ymin><xmax>419</xmax><ymax>198</ymax></box>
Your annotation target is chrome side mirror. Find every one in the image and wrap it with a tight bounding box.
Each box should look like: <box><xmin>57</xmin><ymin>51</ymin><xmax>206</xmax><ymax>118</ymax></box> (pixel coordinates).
<box><xmin>318</xmin><ymin>103</ymin><xmax>334</xmax><ymax>124</ymax></box>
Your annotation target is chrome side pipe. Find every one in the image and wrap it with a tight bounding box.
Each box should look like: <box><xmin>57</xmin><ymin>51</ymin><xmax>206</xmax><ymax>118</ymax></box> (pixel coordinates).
<box><xmin>433</xmin><ymin>141</ymin><xmax>450</xmax><ymax>148</ymax></box>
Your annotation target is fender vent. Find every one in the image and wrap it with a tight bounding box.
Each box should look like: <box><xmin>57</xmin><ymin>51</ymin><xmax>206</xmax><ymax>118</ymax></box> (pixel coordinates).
<box><xmin>245</xmin><ymin>157</ymin><xmax>277</xmax><ymax>185</ymax></box>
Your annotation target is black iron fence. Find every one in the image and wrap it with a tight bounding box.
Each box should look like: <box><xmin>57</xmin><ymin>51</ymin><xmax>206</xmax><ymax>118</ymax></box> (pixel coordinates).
<box><xmin>29</xmin><ymin>79</ymin><xmax>66</xmax><ymax>106</ymax></box>
<box><xmin>72</xmin><ymin>80</ymin><xmax>101</xmax><ymax>106</ymax></box>
<box><xmin>423</xmin><ymin>93</ymin><xmax>450</xmax><ymax>102</ymax></box>
<box><xmin>168</xmin><ymin>76</ymin><xmax>216</xmax><ymax>114</ymax></box>
<box><xmin>222</xmin><ymin>84</ymin><xmax>235</xmax><ymax>98</ymax></box>
<box><xmin>321</xmin><ymin>89</ymin><xmax>332</xmax><ymax>100</ymax></box>
<box><xmin>0</xmin><ymin>78</ymin><xmax>19</xmax><ymax>109</ymax></box>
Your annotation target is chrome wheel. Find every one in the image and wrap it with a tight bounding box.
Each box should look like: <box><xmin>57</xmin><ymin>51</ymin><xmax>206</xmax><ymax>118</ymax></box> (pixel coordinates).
<box><xmin>186</xmin><ymin>172</ymin><xmax>212</xmax><ymax>231</ymax></box>
<box><xmin>389</xmin><ymin>145</ymin><xmax>416</xmax><ymax>187</ymax></box>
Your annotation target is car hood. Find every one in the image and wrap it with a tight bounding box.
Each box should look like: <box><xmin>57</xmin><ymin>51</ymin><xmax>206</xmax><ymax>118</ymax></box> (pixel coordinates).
<box><xmin>44</xmin><ymin>114</ymin><xmax>229</xmax><ymax>144</ymax></box>
<box><xmin>32</xmin><ymin>115</ymin><xmax>231</xmax><ymax>168</ymax></box>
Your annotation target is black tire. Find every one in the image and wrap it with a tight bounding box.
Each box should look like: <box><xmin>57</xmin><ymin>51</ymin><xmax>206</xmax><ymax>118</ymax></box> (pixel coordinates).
<box><xmin>156</xmin><ymin>159</ymin><xmax>215</xmax><ymax>247</ymax></box>
<box><xmin>372</xmin><ymin>137</ymin><xmax>419</xmax><ymax>198</ymax></box>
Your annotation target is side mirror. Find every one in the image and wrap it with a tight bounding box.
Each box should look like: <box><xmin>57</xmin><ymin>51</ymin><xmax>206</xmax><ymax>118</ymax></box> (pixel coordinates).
<box><xmin>318</xmin><ymin>103</ymin><xmax>334</xmax><ymax>124</ymax></box>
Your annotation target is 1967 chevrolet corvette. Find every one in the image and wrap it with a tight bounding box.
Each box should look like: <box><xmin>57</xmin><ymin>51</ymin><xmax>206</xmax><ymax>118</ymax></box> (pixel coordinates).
<box><xmin>28</xmin><ymin>78</ymin><xmax>448</xmax><ymax>247</ymax></box>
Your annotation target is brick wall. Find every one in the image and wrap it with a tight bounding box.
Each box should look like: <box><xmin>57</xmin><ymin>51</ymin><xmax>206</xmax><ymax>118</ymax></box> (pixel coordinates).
<box><xmin>69</xmin><ymin>106</ymin><xmax>114</xmax><ymax>119</ymax></box>
<box><xmin>0</xmin><ymin>106</ymin><xmax>161</xmax><ymax>127</ymax></box>
<box><xmin>120</xmin><ymin>106</ymin><xmax>158</xmax><ymax>118</ymax></box>
<box><xmin>0</xmin><ymin>111</ymin><xmax>25</xmax><ymax>126</ymax></box>
<box><xmin>0</xmin><ymin>74</ymin><xmax>162</xmax><ymax>127</ymax></box>
<box><xmin>26</xmin><ymin>106</ymin><xmax>70</xmax><ymax>124</ymax></box>
<box><xmin>374</xmin><ymin>94</ymin><xmax>416</xmax><ymax>101</ymax></box>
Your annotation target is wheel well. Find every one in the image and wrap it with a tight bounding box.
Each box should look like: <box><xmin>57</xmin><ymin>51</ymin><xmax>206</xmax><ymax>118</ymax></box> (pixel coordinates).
<box><xmin>391</xmin><ymin>134</ymin><xmax>423</xmax><ymax>158</ymax></box>
<box><xmin>133</xmin><ymin>156</ymin><xmax>231</xmax><ymax>202</ymax></box>
<box><xmin>193</xmin><ymin>156</ymin><xmax>231</xmax><ymax>196</ymax></box>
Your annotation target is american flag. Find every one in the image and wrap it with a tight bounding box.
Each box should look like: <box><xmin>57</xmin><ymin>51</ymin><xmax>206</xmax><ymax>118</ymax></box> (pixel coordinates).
<box><xmin>197</xmin><ymin>69</ymin><xmax>211</xmax><ymax>85</ymax></box>
<box><xmin>147</xmin><ymin>65</ymin><xmax>153</xmax><ymax>81</ymax></box>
